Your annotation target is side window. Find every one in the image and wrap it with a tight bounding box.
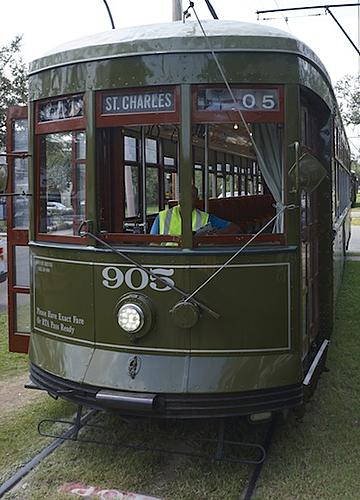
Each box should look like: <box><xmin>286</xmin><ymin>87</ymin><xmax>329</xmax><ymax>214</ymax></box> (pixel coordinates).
<box><xmin>39</xmin><ymin>131</ymin><xmax>86</xmax><ymax>236</ymax></box>
<box><xmin>35</xmin><ymin>94</ymin><xmax>86</xmax><ymax>240</ymax></box>
<box><xmin>13</xmin><ymin>119</ymin><xmax>29</xmax><ymax>229</ymax></box>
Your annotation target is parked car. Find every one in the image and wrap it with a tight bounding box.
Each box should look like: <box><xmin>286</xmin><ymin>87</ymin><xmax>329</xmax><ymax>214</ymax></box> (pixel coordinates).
<box><xmin>0</xmin><ymin>238</ymin><xmax>7</xmax><ymax>283</ymax></box>
<box><xmin>47</xmin><ymin>202</ymin><xmax>73</xmax><ymax>214</ymax></box>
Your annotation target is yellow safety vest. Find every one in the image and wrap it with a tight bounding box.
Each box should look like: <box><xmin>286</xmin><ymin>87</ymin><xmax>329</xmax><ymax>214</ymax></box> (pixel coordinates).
<box><xmin>159</xmin><ymin>206</ymin><xmax>209</xmax><ymax>235</ymax></box>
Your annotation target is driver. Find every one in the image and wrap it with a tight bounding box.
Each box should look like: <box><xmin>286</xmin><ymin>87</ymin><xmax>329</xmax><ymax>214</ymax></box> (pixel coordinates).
<box><xmin>150</xmin><ymin>186</ymin><xmax>238</xmax><ymax>235</ymax></box>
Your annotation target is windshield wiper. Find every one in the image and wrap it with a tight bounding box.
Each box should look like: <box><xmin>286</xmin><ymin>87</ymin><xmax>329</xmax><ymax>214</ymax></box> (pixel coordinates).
<box><xmin>78</xmin><ymin>221</ymin><xmax>220</xmax><ymax>320</ymax></box>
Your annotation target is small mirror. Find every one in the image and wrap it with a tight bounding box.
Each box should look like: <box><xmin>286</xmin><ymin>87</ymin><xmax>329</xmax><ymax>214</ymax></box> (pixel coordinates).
<box><xmin>0</xmin><ymin>160</ymin><xmax>8</xmax><ymax>193</ymax></box>
<box><xmin>289</xmin><ymin>152</ymin><xmax>327</xmax><ymax>193</ymax></box>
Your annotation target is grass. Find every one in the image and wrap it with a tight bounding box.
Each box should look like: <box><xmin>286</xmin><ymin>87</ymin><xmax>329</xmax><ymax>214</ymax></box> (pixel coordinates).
<box><xmin>0</xmin><ymin>397</ymin><xmax>76</xmax><ymax>486</ymax></box>
<box><xmin>351</xmin><ymin>193</ymin><xmax>360</xmax><ymax>224</ymax></box>
<box><xmin>351</xmin><ymin>192</ymin><xmax>360</xmax><ymax>211</ymax></box>
<box><xmin>1</xmin><ymin>263</ymin><xmax>360</xmax><ymax>498</ymax></box>
<box><xmin>0</xmin><ymin>312</ymin><xmax>77</xmax><ymax>487</ymax></box>
<box><xmin>256</xmin><ymin>262</ymin><xmax>360</xmax><ymax>499</ymax></box>
<box><xmin>3</xmin><ymin>414</ymin><xmax>257</xmax><ymax>499</ymax></box>
<box><xmin>0</xmin><ymin>315</ymin><xmax>28</xmax><ymax>379</ymax></box>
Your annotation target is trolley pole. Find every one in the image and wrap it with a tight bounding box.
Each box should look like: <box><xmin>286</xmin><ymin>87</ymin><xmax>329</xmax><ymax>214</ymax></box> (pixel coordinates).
<box><xmin>173</xmin><ymin>0</ymin><xmax>182</xmax><ymax>21</ymax></box>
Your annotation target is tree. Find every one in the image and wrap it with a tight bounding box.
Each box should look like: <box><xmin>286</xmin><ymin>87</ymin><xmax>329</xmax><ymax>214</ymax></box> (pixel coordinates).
<box><xmin>0</xmin><ymin>36</ymin><xmax>28</xmax><ymax>149</ymax></box>
<box><xmin>335</xmin><ymin>74</ymin><xmax>360</xmax><ymax>127</ymax></box>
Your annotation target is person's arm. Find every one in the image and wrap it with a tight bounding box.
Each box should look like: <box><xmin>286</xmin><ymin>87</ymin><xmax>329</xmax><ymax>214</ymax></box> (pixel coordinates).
<box><xmin>208</xmin><ymin>214</ymin><xmax>240</xmax><ymax>234</ymax></box>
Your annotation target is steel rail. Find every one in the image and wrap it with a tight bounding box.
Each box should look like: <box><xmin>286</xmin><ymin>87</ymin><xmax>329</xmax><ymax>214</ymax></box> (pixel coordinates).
<box><xmin>242</xmin><ymin>417</ymin><xmax>278</xmax><ymax>500</ymax></box>
<box><xmin>0</xmin><ymin>409</ymin><xmax>97</xmax><ymax>498</ymax></box>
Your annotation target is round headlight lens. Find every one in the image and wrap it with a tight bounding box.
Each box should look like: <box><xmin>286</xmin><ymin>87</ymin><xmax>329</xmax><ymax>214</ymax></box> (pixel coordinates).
<box><xmin>117</xmin><ymin>303</ymin><xmax>144</xmax><ymax>333</ymax></box>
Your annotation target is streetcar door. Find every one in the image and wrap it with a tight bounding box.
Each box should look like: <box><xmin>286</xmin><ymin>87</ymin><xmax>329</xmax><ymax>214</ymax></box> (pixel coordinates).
<box><xmin>6</xmin><ymin>106</ymin><xmax>30</xmax><ymax>353</ymax></box>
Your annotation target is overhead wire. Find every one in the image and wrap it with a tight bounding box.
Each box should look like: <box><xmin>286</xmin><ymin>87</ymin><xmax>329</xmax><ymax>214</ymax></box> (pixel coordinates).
<box><xmin>257</xmin><ymin>2</ymin><xmax>360</xmax><ymax>57</ymax></box>
<box><xmin>260</xmin><ymin>12</ymin><xmax>324</xmax><ymax>21</ymax></box>
<box><xmin>272</xmin><ymin>0</ymin><xmax>294</xmax><ymax>33</ymax></box>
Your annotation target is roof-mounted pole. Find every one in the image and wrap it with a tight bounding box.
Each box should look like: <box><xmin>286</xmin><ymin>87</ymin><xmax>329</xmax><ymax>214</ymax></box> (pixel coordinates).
<box><xmin>173</xmin><ymin>0</ymin><xmax>183</xmax><ymax>21</ymax></box>
<box><xmin>102</xmin><ymin>0</ymin><xmax>115</xmax><ymax>29</ymax></box>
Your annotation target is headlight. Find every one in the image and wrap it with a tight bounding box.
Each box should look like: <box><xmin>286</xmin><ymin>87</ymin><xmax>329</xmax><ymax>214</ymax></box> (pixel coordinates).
<box><xmin>117</xmin><ymin>303</ymin><xmax>144</xmax><ymax>333</ymax></box>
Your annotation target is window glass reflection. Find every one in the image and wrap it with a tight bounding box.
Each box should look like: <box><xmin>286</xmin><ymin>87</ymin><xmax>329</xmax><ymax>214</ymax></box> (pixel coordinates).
<box><xmin>15</xmin><ymin>246</ymin><xmax>30</xmax><ymax>287</ymax></box>
<box><xmin>146</xmin><ymin>167</ymin><xmax>159</xmax><ymax>214</ymax></box>
<box><xmin>125</xmin><ymin>165</ymin><xmax>139</xmax><ymax>217</ymax></box>
<box><xmin>39</xmin><ymin>131</ymin><xmax>86</xmax><ymax>236</ymax></box>
<box><xmin>13</xmin><ymin>158</ymin><xmax>29</xmax><ymax>228</ymax></box>
<box><xmin>13</xmin><ymin>119</ymin><xmax>28</xmax><ymax>152</ymax></box>
<box><xmin>15</xmin><ymin>293</ymin><xmax>30</xmax><ymax>333</ymax></box>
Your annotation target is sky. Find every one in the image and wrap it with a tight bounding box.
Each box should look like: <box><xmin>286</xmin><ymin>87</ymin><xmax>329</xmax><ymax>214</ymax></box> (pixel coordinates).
<box><xmin>1</xmin><ymin>0</ymin><xmax>360</xmax><ymax>151</ymax></box>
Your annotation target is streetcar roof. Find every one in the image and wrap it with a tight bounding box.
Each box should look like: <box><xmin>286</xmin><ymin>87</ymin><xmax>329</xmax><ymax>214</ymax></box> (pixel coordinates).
<box><xmin>29</xmin><ymin>19</ymin><xmax>329</xmax><ymax>80</ymax></box>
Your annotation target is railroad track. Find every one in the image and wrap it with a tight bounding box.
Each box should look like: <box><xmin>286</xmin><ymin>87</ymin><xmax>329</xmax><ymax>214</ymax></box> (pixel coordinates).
<box><xmin>0</xmin><ymin>408</ymin><xmax>97</xmax><ymax>499</ymax></box>
<box><xmin>242</xmin><ymin>417</ymin><xmax>278</xmax><ymax>499</ymax></box>
<box><xmin>0</xmin><ymin>410</ymin><xmax>277</xmax><ymax>499</ymax></box>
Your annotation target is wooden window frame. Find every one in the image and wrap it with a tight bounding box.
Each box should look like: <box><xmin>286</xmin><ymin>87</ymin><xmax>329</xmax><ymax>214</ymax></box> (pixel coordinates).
<box><xmin>96</xmin><ymin>86</ymin><xmax>181</xmax><ymax>127</ymax></box>
<box><xmin>35</xmin><ymin>128</ymin><xmax>88</xmax><ymax>245</ymax></box>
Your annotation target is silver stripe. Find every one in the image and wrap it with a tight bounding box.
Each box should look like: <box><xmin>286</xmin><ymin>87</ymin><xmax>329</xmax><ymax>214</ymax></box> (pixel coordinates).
<box><xmin>32</xmin><ymin>329</ymin><xmax>290</xmax><ymax>353</ymax></box>
<box><xmin>163</xmin><ymin>208</ymin><xmax>173</xmax><ymax>235</ymax></box>
<box><xmin>34</xmin><ymin>256</ymin><xmax>290</xmax><ymax>269</ymax></box>
<box><xmin>303</xmin><ymin>339</ymin><xmax>329</xmax><ymax>386</ymax></box>
<box><xmin>195</xmin><ymin>209</ymin><xmax>202</xmax><ymax>230</ymax></box>
<box><xmin>33</xmin><ymin>327</ymin><xmax>95</xmax><ymax>346</ymax></box>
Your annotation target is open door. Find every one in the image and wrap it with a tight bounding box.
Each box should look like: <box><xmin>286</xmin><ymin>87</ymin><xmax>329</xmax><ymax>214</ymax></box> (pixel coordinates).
<box><xmin>6</xmin><ymin>106</ymin><xmax>30</xmax><ymax>353</ymax></box>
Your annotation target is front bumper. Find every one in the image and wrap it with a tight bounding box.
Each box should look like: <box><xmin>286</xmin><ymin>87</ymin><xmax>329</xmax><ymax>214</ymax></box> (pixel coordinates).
<box><xmin>30</xmin><ymin>362</ymin><xmax>303</xmax><ymax>419</ymax></box>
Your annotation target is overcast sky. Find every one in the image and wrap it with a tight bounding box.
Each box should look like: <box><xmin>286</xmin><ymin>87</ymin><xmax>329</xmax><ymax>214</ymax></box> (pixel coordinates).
<box><xmin>1</xmin><ymin>0</ymin><xmax>359</xmax><ymax>152</ymax></box>
<box><xmin>1</xmin><ymin>0</ymin><xmax>359</xmax><ymax>82</ymax></box>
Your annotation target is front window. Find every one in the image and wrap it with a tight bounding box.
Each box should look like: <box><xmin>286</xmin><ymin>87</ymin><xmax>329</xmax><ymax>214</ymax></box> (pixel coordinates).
<box><xmin>98</xmin><ymin>125</ymin><xmax>179</xmax><ymax>240</ymax></box>
<box><xmin>96</xmin><ymin>85</ymin><xmax>284</xmax><ymax>246</ymax></box>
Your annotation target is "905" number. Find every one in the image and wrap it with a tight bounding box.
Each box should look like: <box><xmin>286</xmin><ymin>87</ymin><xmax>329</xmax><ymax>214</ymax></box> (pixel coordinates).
<box><xmin>101</xmin><ymin>266</ymin><xmax>175</xmax><ymax>292</ymax></box>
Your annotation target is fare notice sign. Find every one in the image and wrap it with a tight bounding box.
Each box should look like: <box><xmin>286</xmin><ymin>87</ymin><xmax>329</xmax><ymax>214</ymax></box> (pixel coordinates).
<box><xmin>101</xmin><ymin>90</ymin><xmax>175</xmax><ymax>115</ymax></box>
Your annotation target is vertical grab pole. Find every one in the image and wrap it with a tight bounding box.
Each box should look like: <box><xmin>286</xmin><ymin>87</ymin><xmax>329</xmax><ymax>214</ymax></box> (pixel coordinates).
<box><xmin>179</xmin><ymin>85</ymin><xmax>193</xmax><ymax>248</ymax></box>
<box><xmin>294</xmin><ymin>141</ymin><xmax>300</xmax><ymax>192</ymax></box>
<box><xmin>204</xmin><ymin>125</ymin><xmax>209</xmax><ymax>212</ymax></box>
<box><xmin>141</xmin><ymin>127</ymin><xmax>147</xmax><ymax>233</ymax></box>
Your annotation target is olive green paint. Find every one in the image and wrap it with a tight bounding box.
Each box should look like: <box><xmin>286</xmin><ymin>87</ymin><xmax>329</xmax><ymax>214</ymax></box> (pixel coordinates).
<box><xmin>26</xmin><ymin>20</ymin><xmax>348</xmax><ymax>401</ymax></box>
<box><xmin>29</xmin><ymin>52</ymin><xmax>335</xmax><ymax>111</ymax></box>
<box><xmin>85</xmin><ymin>90</ymin><xmax>98</xmax><ymax>234</ymax></box>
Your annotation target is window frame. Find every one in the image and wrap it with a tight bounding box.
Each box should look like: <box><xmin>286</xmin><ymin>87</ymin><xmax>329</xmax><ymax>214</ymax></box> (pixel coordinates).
<box><xmin>34</xmin><ymin>94</ymin><xmax>88</xmax><ymax>244</ymax></box>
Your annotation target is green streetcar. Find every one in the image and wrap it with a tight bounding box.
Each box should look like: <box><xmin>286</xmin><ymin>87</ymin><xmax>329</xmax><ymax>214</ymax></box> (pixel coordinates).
<box><xmin>6</xmin><ymin>19</ymin><xmax>351</xmax><ymax>420</ymax></box>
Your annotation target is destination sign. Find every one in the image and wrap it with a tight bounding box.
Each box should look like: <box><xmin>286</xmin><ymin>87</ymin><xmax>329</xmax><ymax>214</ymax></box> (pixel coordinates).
<box><xmin>38</xmin><ymin>95</ymin><xmax>84</xmax><ymax>122</ymax></box>
<box><xmin>197</xmin><ymin>88</ymin><xmax>280</xmax><ymax>112</ymax></box>
<box><xmin>101</xmin><ymin>90</ymin><xmax>175</xmax><ymax>115</ymax></box>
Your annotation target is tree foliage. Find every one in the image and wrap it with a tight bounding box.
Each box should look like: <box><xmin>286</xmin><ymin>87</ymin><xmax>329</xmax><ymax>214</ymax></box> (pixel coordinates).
<box><xmin>0</xmin><ymin>36</ymin><xmax>28</xmax><ymax>150</ymax></box>
<box><xmin>335</xmin><ymin>74</ymin><xmax>360</xmax><ymax>127</ymax></box>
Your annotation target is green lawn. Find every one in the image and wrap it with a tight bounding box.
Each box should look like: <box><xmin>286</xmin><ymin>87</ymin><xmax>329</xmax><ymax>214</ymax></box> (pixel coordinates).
<box><xmin>1</xmin><ymin>263</ymin><xmax>360</xmax><ymax>499</ymax></box>
<box><xmin>257</xmin><ymin>262</ymin><xmax>360</xmax><ymax>499</ymax></box>
<box><xmin>351</xmin><ymin>192</ymin><xmax>360</xmax><ymax>210</ymax></box>
<box><xmin>0</xmin><ymin>313</ymin><xmax>76</xmax><ymax>487</ymax></box>
<box><xmin>0</xmin><ymin>314</ymin><xmax>28</xmax><ymax>379</ymax></box>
